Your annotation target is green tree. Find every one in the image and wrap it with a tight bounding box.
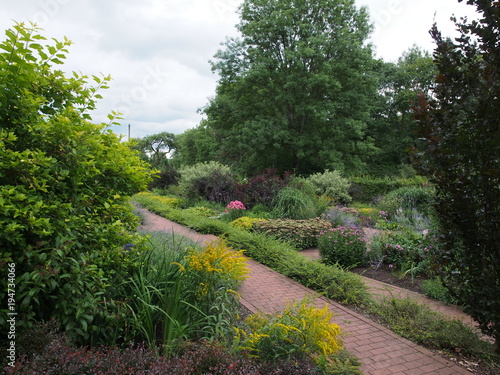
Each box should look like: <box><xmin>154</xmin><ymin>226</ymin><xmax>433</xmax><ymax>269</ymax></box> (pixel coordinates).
<box><xmin>411</xmin><ymin>1</ymin><xmax>500</xmax><ymax>352</ymax></box>
<box><xmin>172</xmin><ymin>121</ymin><xmax>218</xmax><ymax>167</ymax></box>
<box><xmin>203</xmin><ymin>0</ymin><xmax>376</xmax><ymax>175</ymax></box>
<box><xmin>367</xmin><ymin>46</ymin><xmax>436</xmax><ymax>176</ymax></box>
<box><xmin>132</xmin><ymin>131</ymin><xmax>176</xmax><ymax>170</ymax></box>
<box><xmin>0</xmin><ymin>23</ymin><xmax>152</xmax><ymax>344</ymax></box>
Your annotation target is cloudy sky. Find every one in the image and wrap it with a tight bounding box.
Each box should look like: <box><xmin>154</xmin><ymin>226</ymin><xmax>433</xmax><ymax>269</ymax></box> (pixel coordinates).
<box><xmin>1</xmin><ymin>0</ymin><xmax>479</xmax><ymax>139</ymax></box>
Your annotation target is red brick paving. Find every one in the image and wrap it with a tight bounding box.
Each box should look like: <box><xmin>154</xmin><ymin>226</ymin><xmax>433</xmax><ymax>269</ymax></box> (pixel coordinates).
<box><xmin>137</xmin><ymin>208</ymin><xmax>471</xmax><ymax>374</ymax></box>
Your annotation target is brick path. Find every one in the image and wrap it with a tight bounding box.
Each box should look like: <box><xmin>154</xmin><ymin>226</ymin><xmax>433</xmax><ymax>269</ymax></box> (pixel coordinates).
<box><xmin>136</xmin><ymin>207</ymin><xmax>471</xmax><ymax>374</ymax></box>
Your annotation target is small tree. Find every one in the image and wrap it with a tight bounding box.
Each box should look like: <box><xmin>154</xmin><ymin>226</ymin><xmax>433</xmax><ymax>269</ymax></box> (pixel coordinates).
<box><xmin>411</xmin><ymin>1</ymin><xmax>500</xmax><ymax>352</ymax></box>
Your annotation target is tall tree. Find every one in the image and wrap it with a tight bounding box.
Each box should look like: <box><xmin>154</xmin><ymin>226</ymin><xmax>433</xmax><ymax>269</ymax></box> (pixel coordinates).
<box><xmin>367</xmin><ymin>46</ymin><xmax>436</xmax><ymax>176</ymax></box>
<box><xmin>412</xmin><ymin>0</ymin><xmax>500</xmax><ymax>352</ymax></box>
<box><xmin>172</xmin><ymin>121</ymin><xmax>218</xmax><ymax>167</ymax></box>
<box><xmin>204</xmin><ymin>0</ymin><xmax>376</xmax><ymax>175</ymax></box>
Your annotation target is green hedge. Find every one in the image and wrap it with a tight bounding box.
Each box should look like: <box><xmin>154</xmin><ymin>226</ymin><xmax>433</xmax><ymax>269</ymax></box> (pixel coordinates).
<box><xmin>349</xmin><ymin>176</ymin><xmax>428</xmax><ymax>203</ymax></box>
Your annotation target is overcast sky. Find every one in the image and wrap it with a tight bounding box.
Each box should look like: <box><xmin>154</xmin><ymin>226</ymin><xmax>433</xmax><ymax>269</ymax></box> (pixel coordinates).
<box><xmin>1</xmin><ymin>0</ymin><xmax>480</xmax><ymax>139</ymax></box>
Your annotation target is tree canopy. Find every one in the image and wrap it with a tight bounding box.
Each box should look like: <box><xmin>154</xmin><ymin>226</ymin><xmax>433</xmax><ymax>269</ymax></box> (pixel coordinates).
<box><xmin>202</xmin><ymin>0</ymin><xmax>377</xmax><ymax>175</ymax></box>
<box><xmin>367</xmin><ymin>46</ymin><xmax>436</xmax><ymax>176</ymax></box>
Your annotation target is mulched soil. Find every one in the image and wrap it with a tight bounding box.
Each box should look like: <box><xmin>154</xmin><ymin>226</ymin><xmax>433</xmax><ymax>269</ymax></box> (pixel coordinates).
<box><xmin>350</xmin><ymin>265</ymin><xmax>427</xmax><ymax>294</ymax></box>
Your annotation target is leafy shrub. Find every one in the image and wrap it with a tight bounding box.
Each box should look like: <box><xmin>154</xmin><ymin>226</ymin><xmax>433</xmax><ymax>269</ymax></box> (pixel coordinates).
<box><xmin>126</xmin><ymin>234</ymin><xmax>248</xmax><ymax>352</ymax></box>
<box><xmin>421</xmin><ymin>278</ymin><xmax>457</xmax><ymax>304</ymax></box>
<box><xmin>271</xmin><ymin>187</ymin><xmax>318</xmax><ymax>220</ymax></box>
<box><xmin>148</xmin><ymin>164</ymin><xmax>179</xmax><ymax>190</ymax></box>
<box><xmin>178</xmin><ymin>161</ymin><xmax>238</xmax><ymax>203</ymax></box>
<box><xmin>0</xmin><ymin>23</ymin><xmax>152</xmax><ymax>345</ymax></box>
<box><xmin>370</xmin><ymin>230</ymin><xmax>428</xmax><ymax>271</ymax></box>
<box><xmin>254</xmin><ymin>218</ymin><xmax>332</xmax><ymax>250</ymax></box>
<box><xmin>9</xmin><ymin>323</ymin><xmax>265</xmax><ymax>375</ymax></box>
<box><xmin>236</xmin><ymin>168</ymin><xmax>292</xmax><ymax>208</ymax></box>
<box><xmin>224</xmin><ymin>200</ymin><xmax>247</xmax><ymax>220</ymax></box>
<box><xmin>306</xmin><ymin>170</ymin><xmax>352</xmax><ymax>204</ymax></box>
<box><xmin>355</xmin><ymin>207</ymin><xmax>380</xmax><ymax>227</ymax></box>
<box><xmin>235</xmin><ymin>299</ymin><xmax>343</xmax><ymax>362</ymax></box>
<box><xmin>377</xmin><ymin>187</ymin><xmax>435</xmax><ymax>218</ymax></box>
<box><xmin>318</xmin><ymin>227</ymin><xmax>367</xmax><ymax>268</ymax></box>
<box><xmin>229</xmin><ymin>216</ymin><xmax>266</xmax><ymax>231</ymax></box>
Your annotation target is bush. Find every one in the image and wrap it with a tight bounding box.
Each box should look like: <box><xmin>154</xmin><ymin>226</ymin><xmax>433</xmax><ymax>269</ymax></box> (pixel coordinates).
<box><xmin>126</xmin><ymin>234</ymin><xmax>248</xmax><ymax>351</ymax></box>
<box><xmin>9</xmin><ymin>323</ymin><xmax>263</xmax><ymax>375</ymax></box>
<box><xmin>178</xmin><ymin>161</ymin><xmax>238</xmax><ymax>203</ymax></box>
<box><xmin>318</xmin><ymin>227</ymin><xmax>367</xmax><ymax>268</ymax></box>
<box><xmin>378</xmin><ymin>186</ymin><xmax>435</xmax><ymax>217</ymax></box>
<box><xmin>229</xmin><ymin>216</ymin><xmax>266</xmax><ymax>231</ymax></box>
<box><xmin>306</xmin><ymin>170</ymin><xmax>352</xmax><ymax>204</ymax></box>
<box><xmin>0</xmin><ymin>23</ymin><xmax>152</xmax><ymax>345</ymax></box>
<box><xmin>373</xmin><ymin>297</ymin><xmax>496</xmax><ymax>361</ymax></box>
<box><xmin>148</xmin><ymin>164</ymin><xmax>179</xmax><ymax>190</ymax></box>
<box><xmin>271</xmin><ymin>187</ymin><xmax>318</xmax><ymax>220</ymax></box>
<box><xmin>421</xmin><ymin>278</ymin><xmax>457</xmax><ymax>305</ymax></box>
<box><xmin>236</xmin><ymin>168</ymin><xmax>292</xmax><ymax>208</ymax></box>
<box><xmin>235</xmin><ymin>299</ymin><xmax>343</xmax><ymax>362</ymax></box>
<box><xmin>254</xmin><ymin>218</ymin><xmax>332</xmax><ymax>250</ymax></box>
<box><xmin>370</xmin><ymin>230</ymin><xmax>428</xmax><ymax>271</ymax></box>
<box><xmin>182</xmin><ymin>206</ymin><xmax>218</xmax><ymax>218</ymax></box>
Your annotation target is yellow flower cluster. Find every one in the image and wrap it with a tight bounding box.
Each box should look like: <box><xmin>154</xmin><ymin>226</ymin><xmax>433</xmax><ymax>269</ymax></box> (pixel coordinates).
<box><xmin>186</xmin><ymin>239</ymin><xmax>249</xmax><ymax>284</ymax></box>
<box><xmin>235</xmin><ymin>298</ymin><xmax>343</xmax><ymax>360</ymax></box>
<box><xmin>229</xmin><ymin>216</ymin><xmax>267</xmax><ymax>231</ymax></box>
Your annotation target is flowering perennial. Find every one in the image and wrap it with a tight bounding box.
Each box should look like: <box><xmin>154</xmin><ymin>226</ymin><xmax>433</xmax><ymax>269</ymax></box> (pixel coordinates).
<box><xmin>226</xmin><ymin>200</ymin><xmax>246</xmax><ymax>210</ymax></box>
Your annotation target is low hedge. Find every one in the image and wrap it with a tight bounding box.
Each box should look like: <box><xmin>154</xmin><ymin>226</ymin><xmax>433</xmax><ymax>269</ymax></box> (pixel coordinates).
<box><xmin>133</xmin><ymin>193</ymin><xmax>371</xmax><ymax>307</ymax></box>
<box><xmin>253</xmin><ymin>218</ymin><xmax>332</xmax><ymax>250</ymax></box>
<box><xmin>349</xmin><ymin>176</ymin><xmax>428</xmax><ymax>203</ymax></box>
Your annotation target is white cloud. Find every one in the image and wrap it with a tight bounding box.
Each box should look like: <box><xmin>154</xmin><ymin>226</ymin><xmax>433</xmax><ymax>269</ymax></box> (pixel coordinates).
<box><xmin>0</xmin><ymin>0</ymin><xmax>481</xmax><ymax>139</ymax></box>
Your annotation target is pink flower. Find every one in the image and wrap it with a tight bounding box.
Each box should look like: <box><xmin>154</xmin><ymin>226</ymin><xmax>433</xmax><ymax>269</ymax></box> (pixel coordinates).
<box><xmin>226</xmin><ymin>200</ymin><xmax>246</xmax><ymax>210</ymax></box>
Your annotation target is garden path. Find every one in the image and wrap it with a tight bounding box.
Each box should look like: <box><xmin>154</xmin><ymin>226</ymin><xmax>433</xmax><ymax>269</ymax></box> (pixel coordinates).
<box><xmin>136</xmin><ymin>207</ymin><xmax>471</xmax><ymax>375</ymax></box>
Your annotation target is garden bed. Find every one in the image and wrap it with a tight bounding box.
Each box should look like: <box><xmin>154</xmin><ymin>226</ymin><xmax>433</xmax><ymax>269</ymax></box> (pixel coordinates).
<box><xmin>350</xmin><ymin>265</ymin><xmax>427</xmax><ymax>294</ymax></box>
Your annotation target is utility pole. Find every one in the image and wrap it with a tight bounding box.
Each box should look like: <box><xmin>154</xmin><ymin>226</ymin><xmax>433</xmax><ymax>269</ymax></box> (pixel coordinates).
<box><xmin>128</xmin><ymin>124</ymin><xmax>131</xmax><ymax>141</ymax></box>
